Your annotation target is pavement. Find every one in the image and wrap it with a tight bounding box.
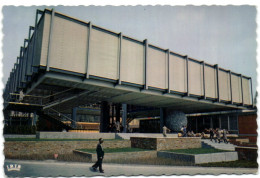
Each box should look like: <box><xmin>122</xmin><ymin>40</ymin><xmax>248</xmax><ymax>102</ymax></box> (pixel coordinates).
<box><xmin>4</xmin><ymin>159</ymin><xmax>258</xmax><ymax>177</ymax></box>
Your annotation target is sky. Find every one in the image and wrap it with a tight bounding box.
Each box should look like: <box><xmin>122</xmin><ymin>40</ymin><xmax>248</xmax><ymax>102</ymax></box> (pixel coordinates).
<box><xmin>1</xmin><ymin>5</ymin><xmax>257</xmax><ymax>96</ymax></box>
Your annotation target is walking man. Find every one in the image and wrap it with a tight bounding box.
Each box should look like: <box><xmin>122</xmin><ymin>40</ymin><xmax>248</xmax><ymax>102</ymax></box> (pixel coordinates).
<box><xmin>92</xmin><ymin>138</ymin><xmax>105</xmax><ymax>173</ymax></box>
<box><xmin>163</xmin><ymin>125</ymin><xmax>171</xmax><ymax>137</ymax></box>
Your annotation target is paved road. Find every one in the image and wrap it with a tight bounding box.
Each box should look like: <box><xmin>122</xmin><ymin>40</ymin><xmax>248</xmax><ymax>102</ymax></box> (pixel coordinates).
<box><xmin>4</xmin><ymin>159</ymin><xmax>257</xmax><ymax>177</ymax></box>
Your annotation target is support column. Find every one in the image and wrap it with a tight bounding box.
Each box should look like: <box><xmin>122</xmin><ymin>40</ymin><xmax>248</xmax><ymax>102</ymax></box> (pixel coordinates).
<box><xmin>115</xmin><ymin>103</ymin><xmax>120</xmax><ymax>122</ymax></box>
<box><xmin>72</xmin><ymin>107</ymin><xmax>77</xmax><ymax>128</ymax></box>
<box><xmin>122</xmin><ymin>104</ymin><xmax>127</xmax><ymax>133</ymax></box>
<box><xmin>33</xmin><ymin>111</ymin><xmax>38</xmax><ymax>126</ymax></box>
<box><xmin>160</xmin><ymin>108</ymin><xmax>165</xmax><ymax>133</ymax></box>
<box><xmin>100</xmin><ymin>101</ymin><xmax>110</xmax><ymax>132</ymax></box>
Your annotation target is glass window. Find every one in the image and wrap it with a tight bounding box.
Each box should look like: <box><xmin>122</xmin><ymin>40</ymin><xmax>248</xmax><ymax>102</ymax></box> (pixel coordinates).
<box><xmin>221</xmin><ymin>115</ymin><xmax>228</xmax><ymax>129</ymax></box>
<box><xmin>212</xmin><ymin>115</ymin><xmax>220</xmax><ymax>129</ymax></box>
<box><xmin>229</xmin><ymin>115</ymin><xmax>238</xmax><ymax>131</ymax></box>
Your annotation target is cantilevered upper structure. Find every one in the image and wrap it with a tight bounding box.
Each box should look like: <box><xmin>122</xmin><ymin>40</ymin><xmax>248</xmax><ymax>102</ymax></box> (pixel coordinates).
<box><xmin>3</xmin><ymin>9</ymin><xmax>254</xmax><ymax>117</ymax></box>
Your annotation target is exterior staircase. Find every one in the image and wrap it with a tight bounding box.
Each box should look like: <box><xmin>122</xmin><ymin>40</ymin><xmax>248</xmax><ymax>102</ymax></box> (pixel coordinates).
<box><xmin>201</xmin><ymin>139</ymin><xmax>237</xmax><ymax>151</ymax></box>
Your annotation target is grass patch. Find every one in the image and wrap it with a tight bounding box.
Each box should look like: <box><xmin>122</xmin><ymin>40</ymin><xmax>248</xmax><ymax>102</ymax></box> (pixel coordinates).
<box><xmin>4</xmin><ymin>138</ymin><xmax>121</xmax><ymax>142</ymax></box>
<box><xmin>198</xmin><ymin>160</ymin><xmax>258</xmax><ymax>168</ymax></box>
<box><xmin>165</xmin><ymin>148</ymin><xmax>229</xmax><ymax>154</ymax></box>
<box><xmin>77</xmin><ymin>147</ymin><xmax>149</xmax><ymax>153</ymax></box>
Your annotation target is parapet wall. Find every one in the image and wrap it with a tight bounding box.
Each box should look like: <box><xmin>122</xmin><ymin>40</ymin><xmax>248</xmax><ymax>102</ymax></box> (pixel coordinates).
<box><xmin>4</xmin><ymin>140</ymin><xmax>130</xmax><ymax>158</ymax></box>
<box><xmin>131</xmin><ymin>137</ymin><xmax>201</xmax><ymax>151</ymax></box>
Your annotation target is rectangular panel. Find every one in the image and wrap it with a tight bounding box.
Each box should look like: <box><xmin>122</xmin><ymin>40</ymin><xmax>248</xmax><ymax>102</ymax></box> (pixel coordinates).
<box><xmin>169</xmin><ymin>54</ymin><xmax>187</xmax><ymax>93</ymax></box>
<box><xmin>49</xmin><ymin>15</ymin><xmax>88</xmax><ymax>74</ymax></box>
<box><xmin>21</xmin><ymin>49</ymin><xmax>28</xmax><ymax>82</ymax></box>
<box><xmin>121</xmin><ymin>38</ymin><xmax>145</xmax><ymax>85</ymax></box>
<box><xmin>89</xmin><ymin>28</ymin><xmax>119</xmax><ymax>80</ymax></box>
<box><xmin>188</xmin><ymin>60</ymin><xmax>203</xmax><ymax>96</ymax></box>
<box><xmin>242</xmin><ymin>77</ymin><xmax>252</xmax><ymax>105</ymax></box>
<box><xmin>26</xmin><ymin>39</ymin><xmax>34</xmax><ymax>76</ymax></box>
<box><xmin>219</xmin><ymin>70</ymin><xmax>231</xmax><ymax>101</ymax></box>
<box><xmin>34</xmin><ymin>16</ymin><xmax>45</xmax><ymax>67</ymax></box>
<box><xmin>147</xmin><ymin>46</ymin><xmax>167</xmax><ymax>89</ymax></box>
<box><xmin>231</xmin><ymin>74</ymin><xmax>242</xmax><ymax>103</ymax></box>
<box><xmin>204</xmin><ymin>66</ymin><xmax>217</xmax><ymax>98</ymax></box>
<box><xmin>40</xmin><ymin>13</ymin><xmax>51</xmax><ymax>66</ymax></box>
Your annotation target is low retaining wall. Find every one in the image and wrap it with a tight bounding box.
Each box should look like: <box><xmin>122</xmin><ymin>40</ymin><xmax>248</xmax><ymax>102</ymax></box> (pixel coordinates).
<box><xmin>157</xmin><ymin>151</ymin><xmax>238</xmax><ymax>164</ymax></box>
<box><xmin>36</xmin><ymin>132</ymin><xmax>116</xmax><ymax>139</ymax></box>
<box><xmin>73</xmin><ymin>150</ymin><xmax>157</xmax><ymax>162</ymax></box>
<box><xmin>116</xmin><ymin>133</ymin><xmax>178</xmax><ymax>139</ymax></box>
<box><xmin>4</xmin><ymin>134</ymin><xmax>36</xmax><ymax>138</ymax></box>
<box><xmin>131</xmin><ymin>137</ymin><xmax>201</xmax><ymax>151</ymax></box>
<box><xmin>235</xmin><ymin>146</ymin><xmax>258</xmax><ymax>161</ymax></box>
<box><xmin>4</xmin><ymin>140</ymin><xmax>130</xmax><ymax>158</ymax></box>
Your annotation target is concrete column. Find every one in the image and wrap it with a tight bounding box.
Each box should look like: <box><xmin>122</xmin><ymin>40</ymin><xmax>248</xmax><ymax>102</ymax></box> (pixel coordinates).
<box><xmin>160</xmin><ymin>108</ymin><xmax>165</xmax><ymax>133</ymax></box>
<box><xmin>122</xmin><ymin>104</ymin><xmax>127</xmax><ymax>133</ymax></box>
<box><xmin>33</xmin><ymin>111</ymin><xmax>38</xmax><ymax>126</ymax></box>
<box><xmin>72</xmin><ymin>107</ymin><xmax>77</xmax><ymax>128</ymax></box>
<box><xmin>115</xmin><ymin>103</ymin><xmax>120</xmax><ymax>122</ymax></box>
<box><xmin>100</xmin><ymin>101</ymin><xmax>110</xmax><ymax>132</ymax></box>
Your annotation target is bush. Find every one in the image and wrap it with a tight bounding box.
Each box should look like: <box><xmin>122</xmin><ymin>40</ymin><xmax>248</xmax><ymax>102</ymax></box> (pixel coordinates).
<box><xmin>4</xmin><ymin>125</ymin><xmax>36</xmax><ymax>134</ymax></box>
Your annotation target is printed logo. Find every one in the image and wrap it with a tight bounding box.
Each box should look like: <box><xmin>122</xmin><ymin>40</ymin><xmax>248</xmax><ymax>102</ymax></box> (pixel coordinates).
<box><xmin>6</xmin><ymin>164</ymin><xmax>21</xmax><ymax>171</ymax></box>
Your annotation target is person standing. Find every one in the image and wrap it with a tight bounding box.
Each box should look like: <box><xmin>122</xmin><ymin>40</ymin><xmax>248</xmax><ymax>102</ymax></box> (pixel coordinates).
<box><xmin>223</xmin><ymin>129</ymin><xmax>229</xmax><ymax>143</ymax></box>
<box><xmin>92</xmin><ymin>138</ymin><xmax>105</xmax><ymax>173</ymax></box>
<box><xmin>216</xmin><ymin>128</ymin><xmax>221</xmax><ymax>143</ymax></box>
<box><xmin>209</xmin><ymin>128</ymin><xmax>214</xmax><ymax>141</ymax></box>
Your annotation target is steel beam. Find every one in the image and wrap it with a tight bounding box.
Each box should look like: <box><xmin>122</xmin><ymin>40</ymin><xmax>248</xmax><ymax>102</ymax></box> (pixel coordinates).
<box><xmin>86</xmin><ymin>21</ymin><xmax>92</xmax><ymax>78</ymax></box>
<box><xmin>144</xmin><ymin>39</ymin><xmax>148</xmax><ymax>90</ymax></box>
<box><xmin>46</xmin><ymin>9</ymin><xmax>55</xmax><ymax>71</ymax></box>
<box><xmin>118</xmin><ymin>32</ymin><xmax>123</xmax><ymax>84</ymax></box>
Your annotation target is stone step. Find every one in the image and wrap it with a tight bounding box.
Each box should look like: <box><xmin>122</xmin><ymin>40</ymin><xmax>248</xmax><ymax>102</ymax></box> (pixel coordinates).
<box><xmin>201</xmin><ymin>139</ymin><xmax>236</xmax><ymax>151</ymax></box>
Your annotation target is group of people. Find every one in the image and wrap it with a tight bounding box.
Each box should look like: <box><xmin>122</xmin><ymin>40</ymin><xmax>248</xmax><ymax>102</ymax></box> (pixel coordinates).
<box><xmin>207</xmin><ymin>128</ymin><xmax>229</xmax><ymax>143</ymax></box>
<box><xmin>108</xmin><ymin>121</ymin><xmax>132</xmax><ymax>133</ymax></box>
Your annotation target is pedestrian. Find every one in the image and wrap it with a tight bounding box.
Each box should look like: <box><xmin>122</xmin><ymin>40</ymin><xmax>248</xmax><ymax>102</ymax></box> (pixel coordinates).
<box><xmin>223</xmin><ymin>129</ymin><xmax>229</xmax><ymax>143</ymax></box>
<box><xmin>209</xmin><ymin>128</ymin><xmax>214</xmax><ymax>141</ymax></box>
<box><xmin>182</xmin><ymin>126</ymin><xmax>187</xmax><ymax>137</ymax></box>
<box><xmin>91</xmin><ymin>138</ymin><xmax>105</xmax><ymax>173</ymax></box>
<box><xmin>216</xmin><ymin>128</ymin><xmax>221</xmax><ymax>143</ymax></box>
<box><xmin>163</xmin><ymin>126</ymin><xmax>170</xmax><ymax>137</ymax></box>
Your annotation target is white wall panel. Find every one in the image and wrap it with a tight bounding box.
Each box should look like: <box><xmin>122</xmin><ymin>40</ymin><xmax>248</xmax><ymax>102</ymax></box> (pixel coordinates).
<box><xmin>242</xmin><ymin>78</ymin><xmax>252</xmax><ymax>105</ymax></box>
<box><xmin>147</xmin><ymin>47</ymin><xmax>167</xmax><ymax>89</ymax></box>
<box><xmin>188</xmin><ymin>60</ymin><xmax>203</xmax><ymax>96</ymax></box>
<box><xmin>205</xmin><ymin>66</ymin><xmax>217</xmax><ymax>98</ymax></box>
<box><xmin>219</xmin><ymin>70</ymin><xmax>231</xmax><ymax>101</ymax></box>
<box><xmin>231</xmin><ymin>74</ymin><xmax>242</xmax><ymax>103</ymax></box>
<box><xmin>49</xmin><ymin>15</ymin><xmax>88</xmax><ymax>74</ymax></box>
<box><xmin>40</xmin><ymin>13</ymin><xmax>51</xmax><ymax>66</ymax></box>
<box><xmin>169</xmin><ymin>55</ymin><xmax>187</xmax><ymax>93</ymax></box>
<box><xmin>89</xmin><ymin>29</ymin><xmax>119</xmax><ymax>80</ymax></box>
<box><xmin>121</xmin><ymin>39</ymin><xmax>145</xmax><ymax>85</ymax></box>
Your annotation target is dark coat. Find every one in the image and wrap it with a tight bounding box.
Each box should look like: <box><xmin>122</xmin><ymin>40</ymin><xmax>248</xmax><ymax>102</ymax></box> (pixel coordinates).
<box><xmin>96</xmin><ymin>143</ymin><xmax>104</xmax><ymax>158</ymax></box>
